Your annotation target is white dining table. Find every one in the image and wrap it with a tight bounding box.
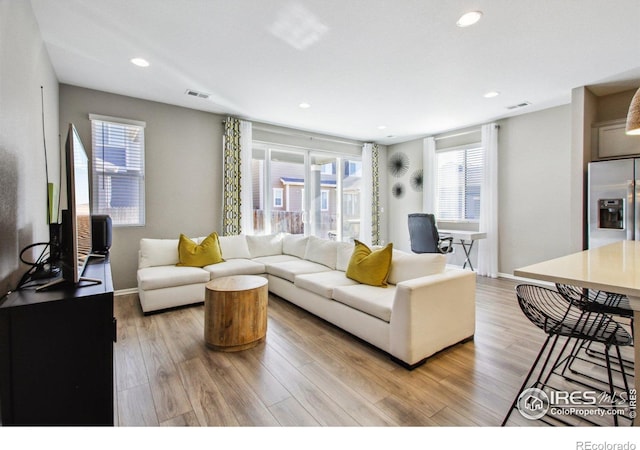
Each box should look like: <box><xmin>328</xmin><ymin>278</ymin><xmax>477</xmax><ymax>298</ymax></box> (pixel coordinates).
<box><xmin>514</xmin><ymin>240</ymin><xmax>640</xmax><ymax>425</ymax></box>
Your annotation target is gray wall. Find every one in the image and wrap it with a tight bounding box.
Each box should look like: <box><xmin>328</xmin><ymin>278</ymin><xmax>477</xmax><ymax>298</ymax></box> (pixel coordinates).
<box><xmin>0</xmin><ymin>0</ymin><xmax>60</xmax><ymax>297</ymax></box>
<box><xmin>386</xmin><ymin>104</ymin><xmax>575</xmax><ymax>275</ymax></box>
<box><xmin>386</xmin><ymin>139</ymin><xmax>423</xmax><ymax>253</ymax></box>
<box><xmin>59</xmin><ymin>85</ymin><xmax>225</xmax><ymax>290</ymax></box>
<box><xmin>499</xmin><ymin>104</ymin><xmax>574</xmax><ymax>273</ymax></box>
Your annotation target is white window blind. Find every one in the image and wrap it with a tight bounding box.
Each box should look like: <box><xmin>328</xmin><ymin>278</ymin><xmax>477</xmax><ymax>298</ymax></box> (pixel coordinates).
<box><xmin>90</xmin><ymin>115</ymin><xmax>146</xmax><ymax>226</ymax></box>
<box><xmin>435</xmin><ymin>145</ymin><xmax>483</xmax><ymax>221</ymax></box>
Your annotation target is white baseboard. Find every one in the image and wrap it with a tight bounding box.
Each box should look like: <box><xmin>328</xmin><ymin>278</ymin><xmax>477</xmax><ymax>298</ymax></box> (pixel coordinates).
<box><xmin>115</xmin><ymin>287</ymin><xmax>138</xmax><ymax>297</ymax></box>
<box><xmin>497</xmin><ymin>271</ymin><xmax>554</xmax><ymax>287</ymax></box>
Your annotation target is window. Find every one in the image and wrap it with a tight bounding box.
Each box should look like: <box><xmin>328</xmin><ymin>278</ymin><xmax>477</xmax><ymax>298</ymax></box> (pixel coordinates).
<box><xmin>252</xmin><ymin>143</ymin><xmax>361</xmax><ymax>240</ymax></box>
<box><xmin>435</xmin><ymin>145</ymin><xmax>483</xmax><ymax>221</ymax></box>
<box><xmin>273</xmin><ymin>188</ymin><xmax>283</xmax><ymax>208</ymax></box>
<box><xmin>346</xmin><ymin>161</ymin><xmax>362</xmax><ymax>177</ymax></box>
<box><xmin>90</xmin><ymin>114</ymin><xmax>146</xmax><ymax>226</ymax></box>
<box><xmin>320</xmin><ymin>190</ymin><xmax>329</xmax><ymax>211</ymax></box>
<box><xmin>321</xmin><ymin>163</ymin><xmax>334</xmax><ymax>175</ymax></box>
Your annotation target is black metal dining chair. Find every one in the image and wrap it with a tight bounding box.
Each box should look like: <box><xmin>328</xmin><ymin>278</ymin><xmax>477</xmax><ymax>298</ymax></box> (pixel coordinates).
<box><xmin>554</xmin><ymin>283</ymin><xmax>634</xmax><ymax>391</ymax></box>
<box><xmin>555</xmin><ymin>284</ymin><xmax>633</xmax><ymax>321</ymax></box>
<box><xmin>502</xmin><ymin>284</ymin><xmax>632</xmax><ymax>426</ymax></box>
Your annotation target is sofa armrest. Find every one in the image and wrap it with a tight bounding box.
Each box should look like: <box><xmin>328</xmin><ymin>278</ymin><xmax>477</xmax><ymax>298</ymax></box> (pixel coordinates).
<box><xmin>389</xmin><ymin>269</ymin><xmax>476</xmax><ymax>366</ymax></box>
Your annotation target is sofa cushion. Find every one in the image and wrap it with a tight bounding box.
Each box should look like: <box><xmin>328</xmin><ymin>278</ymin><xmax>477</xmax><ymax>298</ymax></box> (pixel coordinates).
<box><xmin>139</xmin><ymin>238</ymin><xmax>180</xmax><ymax>268</ymax></box>
<box><xmin>252</xmin><ymin>254</ymin><xmax>301</xmax><ymax>266</ymax></box>
<box><xmin>203</xmin><ymin>258</ymin><xmax>265</xmax><ymax>278</ymax></box>
<box><xmin>294</xmin><ymin>270</ymin><xmax>359</xmax><ymax>299</ymax></box>
<box><xmin>266</xmin><ymin>260</ymin><xmax>331</xmax><ymax>283</ymax></box>
<box><xmin>283</xmin><ymin>234</ymin><xmax>308</xmax><ymax>259</ymax></box>
<box><xmin>137</xmin><ymin>266</ymin><xmax>210</xmax><ymax>291</ymax></box>
<box><xmin>247</xmin><ymin>234</ymin><xmax>283</xmax><ymax>258</ymax></box>
<box><xmin>218</xmin><ymin>234</ymin><xmax>251</xmax><ymax>259</ymax></box>
<box><xmin>387</xmin><ymin>251</ymin><xmax>446</xmax><ymax>285</ymax></box>
<box><xmin>332</xmin><ymin>284</ymin><xmax>396</xmax><ymax>322</ymax></box>
<box><xmin>346</xmin><ymin>240</ymin><xmax>393</xmax><ymax>287</ymax></box>
<box><xmin>336</xmin><ymin>241</ymin><xmax>355</xmax><ymax>272</ymax></box>
<box><xmin>177</xmin><ymin>233</ymin><xmax>224</xmax><ymax>267</ymax></box>
<box><xmin>304</xmin><ymin>235</ymin><xmax>338</xmax><ymax>269</ymax></box>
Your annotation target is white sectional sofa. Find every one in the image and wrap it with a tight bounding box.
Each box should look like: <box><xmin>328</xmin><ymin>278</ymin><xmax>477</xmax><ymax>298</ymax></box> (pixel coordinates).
<box><xmin>137</xmin><ymin>233</ymin><xmax>476</xmax><ymax>368</ymax></box>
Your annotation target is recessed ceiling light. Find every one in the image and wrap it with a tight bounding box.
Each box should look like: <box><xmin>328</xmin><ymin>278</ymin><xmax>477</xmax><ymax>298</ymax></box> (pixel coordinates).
<box><xmin>299</xmin><ymin>102</ymin><xmax>311</xmax><ymax>109</ymax></box>
<box><xmin>130</xmin><ymin>58</ymin><xmax>150</xmax><ymax>67</ymax></box>
<box><xmin>377</xmin><ymin>125</ymin><xmax>387</xmax><ymax>130</ymax></box>
<box><xmin>456</xmin><ymin>11</ymin><xmax>483</xmax><ymax>27</ymax></box>
<box><xmin>484</xmin><ymin>91</ymin><xmax>500</xmax><ymax>98</ymax></box>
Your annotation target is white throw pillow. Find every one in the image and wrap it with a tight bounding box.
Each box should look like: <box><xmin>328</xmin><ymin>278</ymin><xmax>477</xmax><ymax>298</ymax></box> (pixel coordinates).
<box><xmin>139</xmin><ymin>238</ymin><xmax>180</xmax><ymax>268</ymax></box>
<box><xmin>336</xmin><ymin>241</ymin><xmax>355</xmax><ymax>272</ymax></box>
<box><xmin>283</xmin><ymin>234</ymin><xmax>308</xmax><ymax>259</ymax></box>
<box><xmin>218</xmin><ymin>234</ymin><xmax>251</xmax><ymax>259</ymax></box>
<box><xmin>246</xmin><ymin>233</ymin><xmax>283</xmax><ymax>258</ymax></box>
<box><xmin>303</xmin><ymin>236</ymin><xmax>338</xmax><ymax>269</ymax></box>
<box><xmin>387</xmin><ymin>252</ymin><xmax>446</xmax><ymax>284</ymax></box>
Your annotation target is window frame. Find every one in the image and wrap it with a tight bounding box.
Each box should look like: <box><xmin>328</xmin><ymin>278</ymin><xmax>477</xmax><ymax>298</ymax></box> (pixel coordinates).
<box><xmin>320</xmin><ymin>189</ymin><xmax>330</xmax><ymax>211</ymax></box>
<box><xmin>434</xmin><ymin>143</ymin><xmax>483</xmax><ymax>223</ymax></box>
<box><xmin>89</xmin><ymin>114</ymin><xmax>146</xmax><ymax>227</ymax></box>
<box><xmin>273</xmin><ymin>187</ymin><xmax>284</xmax><ymax>208</ymax></box>
<box><xmin>251</xmin><ymin>142</ymin><xmax>361</xmax><ymax>240</ymax></box>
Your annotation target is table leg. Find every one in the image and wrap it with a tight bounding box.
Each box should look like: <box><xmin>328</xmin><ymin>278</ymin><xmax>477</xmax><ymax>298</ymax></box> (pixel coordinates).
<box><xmin>460</xmin><ymin>240</ymin><xmax>475</xmax><ymax>271</ymax></box>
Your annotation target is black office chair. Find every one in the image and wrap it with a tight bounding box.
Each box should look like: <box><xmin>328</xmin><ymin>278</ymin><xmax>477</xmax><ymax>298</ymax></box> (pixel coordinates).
<box><xmin>408</xmin><ymin>213</ymin><xmax>453</xmax><ymax>254</ymax></box>
<box><xmin>502</xmin><ymin>284</ymin><xmax>632</xmax><ymax>426</ymax></box>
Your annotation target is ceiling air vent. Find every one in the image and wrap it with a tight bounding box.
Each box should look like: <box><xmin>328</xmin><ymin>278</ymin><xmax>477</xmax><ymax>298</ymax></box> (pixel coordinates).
<box><xmin>506</xmin><ymin>101</ymin><xmax>531</xmax><ymax>110</ymax></box>
<box><xmin>185</xmin><ymin>89</ymin><xmax>210</xmax><ymax>99</ymax></box>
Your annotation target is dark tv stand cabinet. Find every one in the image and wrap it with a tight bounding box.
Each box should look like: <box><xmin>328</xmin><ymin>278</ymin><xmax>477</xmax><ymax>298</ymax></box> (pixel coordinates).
<box><xmin>0</xmin><ymin>258</ymin><xmax>116</xmax><ymax>426</ymax></box>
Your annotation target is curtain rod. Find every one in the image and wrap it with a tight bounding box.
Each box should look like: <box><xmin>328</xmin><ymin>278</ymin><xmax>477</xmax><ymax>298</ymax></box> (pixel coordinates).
<box><xmin>252</xmin><ymin>139</ymin><xmax>363</xmax><ymax>156</ymax></box>
<box><xmin>434</xmin><ymin>128</ymin><xmax>481</xmax><ymax>141</ymax></box>
<box><xmin>223</xmin><ymin>119</ymin><xmax>363</xmax><ymax>147</ymax></box>
<box><xmin>434</xmin><ymin>124</ymin><xmax>500</xmax><ymax>141</ymax></box>
<box><xmin>252</xmin><ymin>124</ymin><xmax>363</xmax><ymax>147</ymax></box>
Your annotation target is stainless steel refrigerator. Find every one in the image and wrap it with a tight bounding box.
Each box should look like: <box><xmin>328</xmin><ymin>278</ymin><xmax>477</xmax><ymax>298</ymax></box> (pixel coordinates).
<box><xmin>588</xmin><ymin>158</ymin><xmax>640</xmax><ymax>248</ymax></box>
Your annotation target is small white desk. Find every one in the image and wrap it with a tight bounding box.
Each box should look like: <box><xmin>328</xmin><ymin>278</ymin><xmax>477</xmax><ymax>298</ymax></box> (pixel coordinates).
<box><xmin>438</xmin><ymin>230</ymin><xmax>487</xmax><ymax>271</ymax></box>
<box><xmin>514</xmin><ymin>240</ymin><xmax>640</xmax><ymax>425</ymax></box>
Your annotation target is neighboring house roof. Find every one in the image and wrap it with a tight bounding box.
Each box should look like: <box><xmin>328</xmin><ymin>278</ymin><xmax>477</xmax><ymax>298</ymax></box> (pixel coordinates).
<box><xmin>280</xmin><ymin>177</ymin><xmax>337</xmax><ymax>187</ymax></box>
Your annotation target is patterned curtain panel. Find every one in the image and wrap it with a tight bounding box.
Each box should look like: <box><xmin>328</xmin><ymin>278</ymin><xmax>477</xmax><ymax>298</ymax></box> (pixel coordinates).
<box><xmin>362</xmin><ymin>143</ymin><xmax>381</xmax><ymax>246</ymax></box>
<box><xmin>371</xmin><ymin>143</ymin><xmax>381</xmax><ymax>246</ymax></box>
<box><xmin>222</xmin><ymin>117</ymin><xmax>242</xmax><ymax>236</ymax></box>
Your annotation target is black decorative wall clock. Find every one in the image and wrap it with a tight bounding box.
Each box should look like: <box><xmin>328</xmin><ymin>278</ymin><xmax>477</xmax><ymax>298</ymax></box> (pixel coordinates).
<box><xmin>388</xmin><ymin>152</ymin><xmax>409</xmax><ymax>178</ymax></box>
<box><xmin>392</xmin><ymin>182</ymin><xmax>405</xmax><ymax>198</ymax></box>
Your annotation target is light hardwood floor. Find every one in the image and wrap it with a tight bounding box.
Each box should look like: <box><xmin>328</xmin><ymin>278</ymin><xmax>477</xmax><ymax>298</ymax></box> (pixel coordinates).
<box><xmin>113</xmin><ymin>276</ymin><xmax>633</xmax><ymax>427</ymax></box>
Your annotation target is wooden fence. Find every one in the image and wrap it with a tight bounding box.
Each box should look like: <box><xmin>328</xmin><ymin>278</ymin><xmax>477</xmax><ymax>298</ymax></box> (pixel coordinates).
<box><xmin>253</xmin><ymin>210</ymin><xmax>305</xmax><ymax>234</ymax></box>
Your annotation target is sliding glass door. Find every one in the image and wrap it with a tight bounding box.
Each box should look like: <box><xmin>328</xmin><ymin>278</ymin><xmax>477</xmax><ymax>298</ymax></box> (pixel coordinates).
<box><xmin>341</xmin><ymin>158</ymin><xmax>362</xmax><ymax>242</ymax></box>
<box><xmin>251</xmin><ymin>144</ymin><xmax>361</xmax><ymax>241</ymax></box>
<box><xmin>252</xmin><ymin>146</ymin><xmax>306</xmax><ymax>235</ymax></box>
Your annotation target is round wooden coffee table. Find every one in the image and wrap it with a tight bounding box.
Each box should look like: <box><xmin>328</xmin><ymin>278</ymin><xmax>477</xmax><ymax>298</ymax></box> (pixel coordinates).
<box><xmin>204</xmin><ymin>275</ymin><xmax>268</xmax><ymax>352</ymax></box>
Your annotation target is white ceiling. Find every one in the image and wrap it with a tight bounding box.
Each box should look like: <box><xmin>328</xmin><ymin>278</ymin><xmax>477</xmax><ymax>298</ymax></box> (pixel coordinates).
<box><xmin>30</xmin><ymin>0</ymin><xmax>640</xmax><ymax>145</ymax></box>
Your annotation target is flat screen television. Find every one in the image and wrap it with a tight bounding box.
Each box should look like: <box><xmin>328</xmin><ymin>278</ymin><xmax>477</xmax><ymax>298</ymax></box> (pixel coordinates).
<box><xmin>37</xmin><ymin>123</ymin><xmax>100</xmax><ymax>290</ymax></box>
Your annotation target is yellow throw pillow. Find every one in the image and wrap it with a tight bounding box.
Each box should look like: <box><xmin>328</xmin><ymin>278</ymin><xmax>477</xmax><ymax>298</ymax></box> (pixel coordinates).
<box><xmin>345</xmin><ymin>240</ymin><xmax>393</xmax><ymax>287</ymax></box>
<box><xmin>177</xmin><ymin>233</ymin><xmax>224</xmax><ymax>267</ymax></box>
